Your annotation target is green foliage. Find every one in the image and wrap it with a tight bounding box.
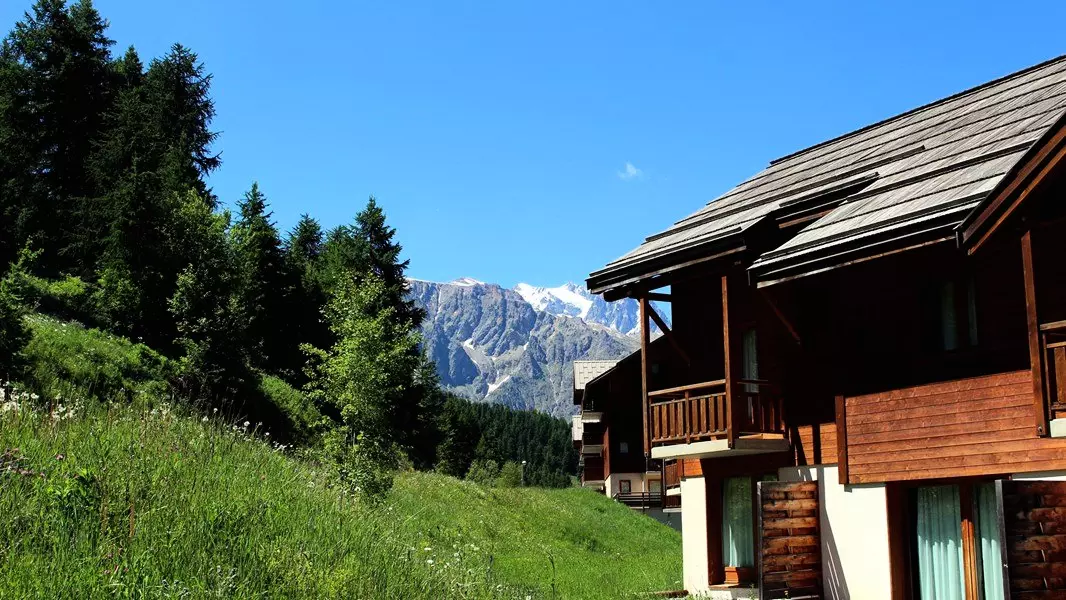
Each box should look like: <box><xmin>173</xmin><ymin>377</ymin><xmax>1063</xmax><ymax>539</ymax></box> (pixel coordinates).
<box><xmin>258</xmin><ymin>375</ymin><xmax>320</xmax><ymax>443</ymax></box>
<box><xmin>437</xmin><ymin>395</ymin><xmax>578</xmax><ymax>487</ymax></box>
<box><xmin>231</xmin><ymin>183</ymin><xmax>294</xmax><ymax>373</ymax></box>
<box><xmin>168</xmin><ymin>191</ymin><xmax>249</xmax><ymax>402</ymax></box>
<box><xmin>465</xmin><ymin>459</ymin><xmax>500</xmax><ymax>485</ymax></box>
<box><xmin>21</xmin><ymin>314</ymin><xmax>170</xmax><ymax>404</ymax></box>
<box><xmin>305</xmin><ymin>275</ymin><xmax>424</xmax><ymax>501</ymax></box>
<box><xmin>0</xmin><ymin>258</ymin><xmax>31</xmax><ymax>381</ymax></box>
<box><xmin>496</xmin><ymin>461</ymin><xmax>524</xmax><ymax>487</ymax></box>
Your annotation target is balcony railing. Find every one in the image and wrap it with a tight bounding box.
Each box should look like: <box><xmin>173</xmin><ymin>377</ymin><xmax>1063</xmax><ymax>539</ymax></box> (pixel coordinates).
<box><xmin>649</xmin><ymin>379</ymin><xmax>784</xmax><ymax>446</ymax></box>
<box><xmin>1041</xmin><ymin>320</ymin><xmax>1066</xmax><ymax>419</ymax></box>
<box><xmin>613</xmin><ymin>492</ymin><xmax>662</xmax><ymax>508</ymax></box>
<box><xmin>663</xmin><ymin>459</ymin><xmax>680</xmax><ymax>489</ymax></box>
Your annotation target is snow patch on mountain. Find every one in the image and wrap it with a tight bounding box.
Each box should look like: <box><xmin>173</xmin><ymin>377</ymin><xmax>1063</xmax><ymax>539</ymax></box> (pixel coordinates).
<box><xmin>514</xmin><ymin>282</ymin><xmax>594</xmax><ymax>319</ymax></box>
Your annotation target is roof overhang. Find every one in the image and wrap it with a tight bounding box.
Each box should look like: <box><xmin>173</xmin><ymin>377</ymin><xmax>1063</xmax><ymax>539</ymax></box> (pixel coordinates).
<box><xmin>587</xmin><ymin>235</ymin><xmax>746</xmax><ymax>301</ymax></box>
<box><xmin>958</xmin><ymin>112</ymin><xmax>1066</xmax><ymax>253</ymax></box>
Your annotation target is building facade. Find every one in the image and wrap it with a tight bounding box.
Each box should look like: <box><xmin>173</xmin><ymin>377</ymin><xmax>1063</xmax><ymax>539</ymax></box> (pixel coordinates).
<box><xmin>587</xmin><ymin>56</ymin><xmax>1066</xmax><ymax>599</ymax></box>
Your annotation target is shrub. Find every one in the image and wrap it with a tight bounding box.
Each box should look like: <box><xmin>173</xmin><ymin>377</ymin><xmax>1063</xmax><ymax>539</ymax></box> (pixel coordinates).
<box><xmin>258</xmin><ymin>374</ymin><xmax>321</xmax><ymax>442</ymax></box>
<box><xmin>496</xmin><ymin>461</ymin><xmax>524</xmax><ymax>487</ymax></box>
<box><xmin>21</xmin><ymin>315</ymin><xmax>171</xmax><ymax>403</ymax></box>
<box><xmin>465</xmin><ymin>459</ymin><xmax>499</xmax><ymax>485</ymax></box>
<box><xmin>0</xmin><ymin>255</ymin><xmax>32</xmax><ymax>382</ymax></box>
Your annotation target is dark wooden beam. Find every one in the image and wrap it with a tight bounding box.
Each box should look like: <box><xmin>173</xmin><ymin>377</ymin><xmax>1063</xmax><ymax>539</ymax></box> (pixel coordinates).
<box><xmin>965</xmin><ymin>122</ymin><xmax>1066</xmax><ymax>253</ymax></box>
<box><xmin>835</xmin><ymin>395</ymin><xmax>848</xmax><ymax>485</ymax></box>
<box><xmin>645</xmin><ymin>292</ymin><xmax>672</xmax><ymax>302</ymax></box>
<box><xmin>760</xmin><ymin>290</ymin><xmax>801</xmax><ymax>345</ymax></box>
<box><xmin>1021</xmin><ymin>229</ymin><xmax>1049</xmax><ymax>436</ymax></box>
<box><xmin>639</xmin><ymin>297</ymin><xmax>652</xmax><ymax>456</ymax></box>
<box><xmin>705</xmin><ymin>474</ymin><xmax>725</xmax><ymax>585</ymax></box>
<box><xmin>646</xmin><ymin>303</ymin><xmax>690</xmax><ymax>367</ymax></box>
<box><xmin>721</xmin><ymin>275</ymin><xmax>737</xmax><ymax>448</ymax></box>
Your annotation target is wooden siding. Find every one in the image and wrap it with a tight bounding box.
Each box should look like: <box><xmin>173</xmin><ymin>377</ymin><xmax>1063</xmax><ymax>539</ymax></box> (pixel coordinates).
<box><xmin>844</xmin><ymin>370</ymin><xmax>1066</xmax><ymax>484</ymax></box>
<box><xmin>792</xmin><ymin>422</ymin><xmax>837</xmax><ymax>466</ymax></box>
<box><xmin>758</xmin><ymin>481</ymin><xmax>822</xmax><ymax>599</ymax></box>
<box><xmin>999</xmin><ymin>480</ymin><xmax>1066</xmax><ymax>597</ymax></box>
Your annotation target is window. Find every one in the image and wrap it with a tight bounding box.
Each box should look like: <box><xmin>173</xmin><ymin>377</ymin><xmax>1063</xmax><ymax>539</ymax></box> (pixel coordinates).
<box><xmin>938</xmin><ymin>277</ymin><xmax>979</xmax><ymax>351</ymax></box>
<box><xmin>910</xmin><ymin>481</ymin><xmax>1002</xmax><ymax>600</ymax></box>
<box><xmin>649</xmin><ymin>480</ymin><xmax>662</xmax><ymax>494</ymax></box>
<box><xmin>722</xmin><ymin>477</ymin><xmax>755</xmax><ymax>569</ymax></box>
<box><xmin>619</xmin><ymin>479</ymin><xmax>632</xmax><ymax>495</ymax></box>
<box><xmin>742</xmin><ymin>328</ymin><xmax>759</xmax><ymax>390</ymax></box>
<box><xmin>619</xmin><ymin>441</ymin><xmax>629</xmax><ymax>454</ymax></box>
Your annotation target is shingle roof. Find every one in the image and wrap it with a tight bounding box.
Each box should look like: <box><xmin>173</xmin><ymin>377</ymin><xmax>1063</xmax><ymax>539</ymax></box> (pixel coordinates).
<box><xmin>573</xmin><ymin>360</ymin><xmax>619</xmax><ymax>391</ymax></box>
<box><xmin>589</xmin><ymin>55</ymin><xmax>1066</xmax><ymax>291</ymax></box>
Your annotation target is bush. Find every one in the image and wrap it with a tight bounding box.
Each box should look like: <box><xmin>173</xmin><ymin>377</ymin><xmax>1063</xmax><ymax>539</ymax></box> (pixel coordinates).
<box><xmin>0</xmin><ymin>278</ymin><xmax>29</xmax><ymax>382</ymax></box>
<box><xmin>17</xmin><ymin>274</ymin><xmax>93</xmax><ymax>322</ymax></box>
<box><xmin>258</xmin><ymin>374</ymin><xmax>321</xmax><ymax>442</ymax></box>
<box><xmin>465</xmin><ymin>459</ymin><xmax>499</xmax><ymax>485</ymax></box>
<box><xmin>21</xmin><ymin>315</ymin><xmax>171</xmax><ymax>404</ymax></box>
<box><xmin>496</xmin><ymin>461</ymin><xmax>523</xmax><ymax>487</ymax></box>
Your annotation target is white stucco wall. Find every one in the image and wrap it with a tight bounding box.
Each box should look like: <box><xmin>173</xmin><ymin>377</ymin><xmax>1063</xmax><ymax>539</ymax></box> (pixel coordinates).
<box><xmin>777</xmin><ymin>465</ymin><xmax>893</xmax><ymax>600</ymax></box>
<box><xmin>681</xmin><ymin>476</ymin><xmax>710</xmax><ymax>594</ymax></box>
<box><xmin>606</xmin><ymin>473</ymin><xmax>648</xmax><ymax>496</ymax></box>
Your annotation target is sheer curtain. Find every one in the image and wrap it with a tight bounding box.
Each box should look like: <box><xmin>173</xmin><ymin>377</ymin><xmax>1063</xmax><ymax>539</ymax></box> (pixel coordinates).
<box><xmin>722</xmin><ymin>477</ymin><xmax>754</xmax><ymax>567</ymax></box>
<box><xmin>916</xmin><ymin>485</ymin><xmax>965</xmax><ymax>600</ymax></box>
<box><xmin>975</xmin><ymin>482</ymin><xmax>1004</xmax><ymax>600</ymax></box>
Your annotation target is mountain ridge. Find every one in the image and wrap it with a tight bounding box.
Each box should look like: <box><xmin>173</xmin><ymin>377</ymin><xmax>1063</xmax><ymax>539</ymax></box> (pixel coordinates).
<box><xmin>408</xmin><ymin>278</ymin><xmax>665</xmax><ymax>416</ymax></box>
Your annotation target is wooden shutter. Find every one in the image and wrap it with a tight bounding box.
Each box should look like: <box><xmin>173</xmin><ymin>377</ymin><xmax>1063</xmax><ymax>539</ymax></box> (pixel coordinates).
<box><xmin>998</xmin><ymin>479</ymin><xmax>1066</xmax><ymax>597</ymax></box>
<box><xmin>758</xmin><ymin>480</ymin><xmax>822</xmax><ymax>599</ymax></box>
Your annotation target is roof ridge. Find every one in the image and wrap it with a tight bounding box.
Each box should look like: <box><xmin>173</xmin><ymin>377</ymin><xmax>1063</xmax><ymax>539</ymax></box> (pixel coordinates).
<box><xmin>766</xmin><ymin>54</ymin><xmax>1066</xmax><ymax>168</ymax></box>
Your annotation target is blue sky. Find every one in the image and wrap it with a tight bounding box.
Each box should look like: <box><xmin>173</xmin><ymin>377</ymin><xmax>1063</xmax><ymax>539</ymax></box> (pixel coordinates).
<box><xmin>4</xmin><ymin>1</ymin><xmax>1065</xmax><ymax>288</ymax></box>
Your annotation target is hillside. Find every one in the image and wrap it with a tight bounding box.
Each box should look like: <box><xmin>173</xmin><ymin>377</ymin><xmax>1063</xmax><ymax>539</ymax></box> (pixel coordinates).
<box><xmin>0</xmin><ymin>399</ymin><xmax>682</xmax><ymax>599</ymax></box>
<box><xmin>409</xmin><ymin>279</ymin><xmax>648</xmax><ymax>416</ymax></box>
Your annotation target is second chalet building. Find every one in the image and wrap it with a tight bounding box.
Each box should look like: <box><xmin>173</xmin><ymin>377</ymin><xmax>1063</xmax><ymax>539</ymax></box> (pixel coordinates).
<box><xmin>587</xmin><ymin>56</ymin><xmax>1066</xmax><ymax>599</ymax></box>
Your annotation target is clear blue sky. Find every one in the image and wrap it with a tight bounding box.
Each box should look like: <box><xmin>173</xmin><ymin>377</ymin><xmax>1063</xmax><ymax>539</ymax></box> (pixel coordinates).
<box><xmin>4</xmin><ymin>2</ymin><xmax>1065</xmax><ymax>288</ymax></box>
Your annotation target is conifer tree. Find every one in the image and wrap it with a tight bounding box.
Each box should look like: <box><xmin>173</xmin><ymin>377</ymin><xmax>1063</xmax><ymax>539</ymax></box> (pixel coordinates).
<box><xmin>231</xmin><ymin>183</ymin><xmax>290</xmax><ymax>372</ymax></box>
<box><xmin>0</xmin><ymin>0</ymin><xmax>114</xmax><ymax>273</ymax></box>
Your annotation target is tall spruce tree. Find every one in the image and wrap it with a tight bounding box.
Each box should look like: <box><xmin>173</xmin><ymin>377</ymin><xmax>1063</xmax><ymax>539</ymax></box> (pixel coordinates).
<box><xmin>231</xmin><ymin>183</ymin><xmax>290</xmax><ymax>372</ymax></box>
<box><xmin>0</xmin><ymin>0</ymin><xmax>114</xmax><ymax>273</ymax></box>
<box><xmin>282</xmin><ymin>214</ymin><xmax>330</xmax><ymax>376</ymax></box>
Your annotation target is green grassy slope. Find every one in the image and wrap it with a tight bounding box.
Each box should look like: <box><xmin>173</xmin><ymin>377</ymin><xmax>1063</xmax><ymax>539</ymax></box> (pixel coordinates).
<box><xmin>0</xmin><ymin>317</ymin><xmax>681</xmax><ymax>599</ymax></box>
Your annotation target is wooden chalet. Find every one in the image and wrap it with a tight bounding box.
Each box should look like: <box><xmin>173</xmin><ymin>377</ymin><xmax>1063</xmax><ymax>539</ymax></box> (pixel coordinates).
<box><xmin>572</xmin><ymin>357</ymin><xmax>681</xmax><ymax>516</ymax></box>
<box><xmin>586</xmin><ymin>55</ymin><xmax>1066</xmax><ymax>599</ymax></box>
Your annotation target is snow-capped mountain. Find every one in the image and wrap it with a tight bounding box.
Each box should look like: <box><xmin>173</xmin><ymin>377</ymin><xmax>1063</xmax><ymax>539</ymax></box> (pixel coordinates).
<box><xmin>407</xmin><ymin>278</ymin><xmax>652</xmax><ymax>416</ymax></box>
<box><xmin>513</xmin><ymin>281</ymin><xmax>669</xmax><ymax>335</ymax></box>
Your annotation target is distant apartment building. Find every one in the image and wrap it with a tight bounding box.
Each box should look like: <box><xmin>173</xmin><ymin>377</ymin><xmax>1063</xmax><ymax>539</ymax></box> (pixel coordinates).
<box><xmin>573</xmin><ymin>357</ymin><xmax>680</xmax><ymax>528</ymax></box>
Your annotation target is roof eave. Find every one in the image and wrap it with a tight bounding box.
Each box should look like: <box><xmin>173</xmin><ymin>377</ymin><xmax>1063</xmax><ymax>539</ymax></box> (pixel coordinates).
<box><xmin>958</xmin><ymin>111</ymin><xmax>1066</xmax><ymax>253</ymax></box>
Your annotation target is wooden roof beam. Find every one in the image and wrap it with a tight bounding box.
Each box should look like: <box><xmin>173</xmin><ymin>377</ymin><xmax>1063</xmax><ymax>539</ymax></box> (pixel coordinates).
<box><xmin>963</xmin><ymin>117</ymin><xmax>1066</xmax><ymax>253</ymax></box>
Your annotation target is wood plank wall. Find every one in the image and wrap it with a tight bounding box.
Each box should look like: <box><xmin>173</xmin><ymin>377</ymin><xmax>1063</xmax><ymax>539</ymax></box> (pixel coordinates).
<box><xmin>792</xmin><ymin>422</ymin><xmax>838</xmax><ymax>466</ymax></box>
<box><xmin>1000</xmin><ymin>480</ymin><xmax>1066</xmax><ymax>597</ymax></box>
<box><xmin>758</xmin><ymin>481</ymin><xmax>822</xmax><ymax>599</ymax></box>
<box><xmin>845</xmin><ymin>370</ymin><xmax>1066</xmax><ymax>483</ymax></box>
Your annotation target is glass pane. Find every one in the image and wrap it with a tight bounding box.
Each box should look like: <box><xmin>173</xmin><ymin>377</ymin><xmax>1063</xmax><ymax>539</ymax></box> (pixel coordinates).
<box><xmin>722</xmin><ymin>477</ymin><xmax>754</xmax><ymax>567</ymax></box>
<box><xmin>916</xmin><ymin>484</ymin><xmax>965</xmax><ymax>600</ymax></box>
<box><xmin>941</xmin><ymin>282</ymin><xmax>959</xmax><ymax>351</ymax></box>
<box><xmin>975</xmin><ymin>483</ymin><xmax>1004</xmax><ymax>600</ymax></box>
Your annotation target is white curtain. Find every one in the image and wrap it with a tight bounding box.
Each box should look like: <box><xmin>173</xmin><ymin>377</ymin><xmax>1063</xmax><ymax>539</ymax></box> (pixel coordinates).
<box><xmin>975</xmin><ymin>482</ymin><xmax>1004</xmax><ymax>600</ymax></box>
<box><xmin>916</xmin><ymin>485</ymin><xmax>965</xmax><ymax>600</ymax></box>
<box><xmin>722</xmin><ymin>477</ymin><xmax>754</xmax><ymax>567</ymax></box>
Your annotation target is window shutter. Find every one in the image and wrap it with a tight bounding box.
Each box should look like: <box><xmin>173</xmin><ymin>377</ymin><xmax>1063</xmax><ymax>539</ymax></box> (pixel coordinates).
<box><xmin>997</xmin><ymin>479</ymin><xmax>1066</xmax><ymax>597</ymax></box>
<box><xmin>758</xmin><ymin>480</ymin><xmax>822</xmax><ymax>599</ymax></box>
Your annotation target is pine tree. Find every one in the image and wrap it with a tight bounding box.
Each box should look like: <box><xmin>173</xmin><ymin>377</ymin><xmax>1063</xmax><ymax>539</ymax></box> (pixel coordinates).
<box><xmin>354</xmin><ymin>197</ymin><xmax>425</xmax><ymax>328</ymax></box>
<box><xmin>231</xmin><ymin>183</ymin><xmax>291</xmax><ymax>372</ymax></box>
<box><xmin>282</xmin><ymin>215</ymin><xmax>330</xmax><ymax>376</ymax></box>
<box><xmin>0</xmin><ymin>0</ymin><xmax>115</xmax><ymax>273</ymax></box>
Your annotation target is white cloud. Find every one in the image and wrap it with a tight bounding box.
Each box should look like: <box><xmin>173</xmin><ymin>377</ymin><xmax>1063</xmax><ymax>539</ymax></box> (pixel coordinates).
<box><xmin>617</xmin><ymin>161</ymin><xmax>643</xmax><ymax>181</ymax></box>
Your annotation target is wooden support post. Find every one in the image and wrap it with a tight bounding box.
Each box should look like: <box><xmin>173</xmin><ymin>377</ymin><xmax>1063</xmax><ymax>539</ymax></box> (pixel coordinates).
<box><xmin>705</xmin><ymin>473</ymin><xmax>724</xmax><ymax>585</ymax></box>
<box><xmin>1021</xmin><ymin>229</ymin><xmax>1049</xmax><ymax>436</ymax></box>
<box><xmin>722</xmin><ymin>275</ymin><xmax>737</xmax><ymax>448</ymax></box>
<box><xmin>835</xmin><ymin>395</ymin><xmax>848</xmax><ymax>485</ymax></box>
<box><xmin>640</xmin><ymin>296</ymin><xmax>652</xmax><ymax>455</ymax></box>
<box><xmin>648</xmin><ymin>303</ymin><xmax>691</xmax><ymax>366</ymax></box>
<box><xmin>960</xmin><ymin>484</ymin><xmax>979</xmax><ymax>600</ymax></box>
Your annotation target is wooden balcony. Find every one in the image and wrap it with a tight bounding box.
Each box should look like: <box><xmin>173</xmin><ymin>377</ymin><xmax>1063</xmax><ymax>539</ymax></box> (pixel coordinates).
<box><xmin>1041</xmin><ymin>320</ymin><xmax>1066</xmax><ymax>423</ymax></box>
<box><xmin>648</xmin><ymin>379</ymin><xmax>785</xmax><ymax>448</ymax></box>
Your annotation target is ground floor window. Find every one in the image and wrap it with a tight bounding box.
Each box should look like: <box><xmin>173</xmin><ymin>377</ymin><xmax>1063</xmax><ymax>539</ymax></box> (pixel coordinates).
<box><xmin>722</xmin><ymin>476</ymin><xmax>754</xmax><ymax>568</ymax></box>
<box><xmin>619</xmin><ymin>479</ymin><xmax>631</xmax><ymax>494</ymax></box>
<box><xmin>910</xmin><ymin>481</ymin><xmax>1003</xmax><ymax>600</ymax></box>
